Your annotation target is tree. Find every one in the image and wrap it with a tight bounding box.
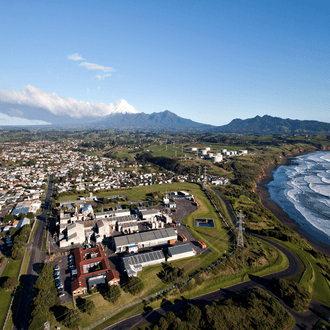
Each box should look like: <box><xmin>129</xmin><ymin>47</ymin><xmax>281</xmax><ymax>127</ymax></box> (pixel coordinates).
<box><xmin>124</xmin><ymin>277</ymin><xmax>144</xmax><ymax>295</ymax></box>
<box><xmin>165</xmin><ymin>311</ymin><xmax>176</xmax><ymax>326</ymax></box>
<box><xmin>17</xmin><ymin>213</ymin><xmax>25</xmax><ymax>220</ymax></box>
<box><xmin>77</xmin><ymin>297</ymin><xmax>95</xmax><ymax>315</ymax></box>
<box><xmin>11</xmin><ymin>246</ymin><xmax>24</xmax><ymax>260</ymax></box>
<box><xmin>104</xmin><ymin>284</ymin><xmax>121</xmax><ymax>304</ymax></box>
<box><xmin>26</xmin><ymin>212</ymin><xmax>34</xmax><ymax>219</ymax></box>
<box><xmin>4</xmin><ymin>214</ymin><xmax>14</xmax><ymax>223</ymax></box>
<box><xmin>158</xmin><ymin>317</ymin><xmax>168</xmax><ymax>330</ymax></box>
<box><xmin>3</xmin><ymin>277</ymin><xmax>19</xmax><ymax>290</ymax></box>
<box><xmin>64</xmin><ymin>309</ymin><xmax>81</xmax><ymax>329</ymax></box>
<box><xmin>185</xmin><ymin>303</ymin><xmax>201</xmax><ymax>326</ymax></box>
<box><xmin>9</xmin><ymin>227</ymin><xmax>19</xmax><ymax>236</ymax></box>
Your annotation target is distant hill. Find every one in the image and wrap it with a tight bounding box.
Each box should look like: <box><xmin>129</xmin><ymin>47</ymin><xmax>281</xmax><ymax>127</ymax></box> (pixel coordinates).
<box><xmin>90</xmin><ymin>110</ymin><xmax>213</xmax><ymax>131</ymax></box>
<box><xmin>213</xmin><ymin>115</ymin><xmax>330</xmax><ymax>135</ymax></box>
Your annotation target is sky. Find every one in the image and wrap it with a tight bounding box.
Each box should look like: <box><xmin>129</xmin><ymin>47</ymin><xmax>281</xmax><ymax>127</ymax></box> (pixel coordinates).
<box><xmin>0</xmin><ymin>0</ymin><xmax>329</xmax><ymax>126</ymax></box>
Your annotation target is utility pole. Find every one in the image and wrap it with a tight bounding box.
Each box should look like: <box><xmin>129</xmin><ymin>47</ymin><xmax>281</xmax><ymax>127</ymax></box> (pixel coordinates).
<box><xmin>237</xmin><ymin>210</ymin><xmax>245</xmax><ymax>248</ymax></box>
<box><xmin>203</xmin><ymin>166</ymin><xmax>207</xmax><ymax>189</ymax></box>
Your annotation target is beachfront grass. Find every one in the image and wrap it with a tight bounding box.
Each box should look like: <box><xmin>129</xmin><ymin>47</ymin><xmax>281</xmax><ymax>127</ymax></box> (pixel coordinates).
<box><xmin>279</xmin><ymin>241</ymin><xmax>330</xmax><ymax>306</ymax></box>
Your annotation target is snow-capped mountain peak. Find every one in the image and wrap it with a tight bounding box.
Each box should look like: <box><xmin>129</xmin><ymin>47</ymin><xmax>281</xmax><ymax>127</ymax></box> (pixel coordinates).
<box><xmin>113</xmin><ymin>99</ymin><xmax>139</xmax><ymax>114</ymax></box>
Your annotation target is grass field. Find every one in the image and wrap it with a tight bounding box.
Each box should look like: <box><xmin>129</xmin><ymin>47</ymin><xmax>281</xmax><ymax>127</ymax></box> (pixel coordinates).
<box><xmin>0</xmin><ymin>258</ymin><xmax>21</xmax><ymax>328</ymax></box>
<box><xmin>271</xmin><ymin>240</ymin><xmax>330</xmax><ymax>307</ymax></box>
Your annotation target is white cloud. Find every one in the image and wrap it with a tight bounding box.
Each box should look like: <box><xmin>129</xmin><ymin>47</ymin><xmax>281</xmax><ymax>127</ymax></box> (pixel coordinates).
<box><xmin>96</xmin><ymin>73</ymin><xmax>112</xmax><ymax>81</ymax></box>
<box><xmin>68</xmin><ymin>53</ymin><xmax>84</xmax><ymax>61</ymax></box>
<box><xmin>0</xmin><ymin>85</ymin><xmax>139</xmax><ymax>118</ymax></box>
<box><xmin>79</xmin><ymin>62</ymin><xmax>114</xmax><ymax>72</ymax></box>
<box><xmin>0</xmin><ymin>112</ymin><xmax>51</xmax><ymax>126</ymax></box>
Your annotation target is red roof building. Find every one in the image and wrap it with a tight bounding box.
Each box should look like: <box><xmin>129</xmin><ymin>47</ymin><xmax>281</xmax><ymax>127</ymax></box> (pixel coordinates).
<box><xmin>71</xmin><ymin>245</ymin><xmax>120</xmax><ymax>296</ymax></box>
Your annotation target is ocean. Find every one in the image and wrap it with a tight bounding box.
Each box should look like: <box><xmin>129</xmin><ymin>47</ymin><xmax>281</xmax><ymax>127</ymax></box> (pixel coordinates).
<box><xmin>267</xmin><ymin>151</ymin><xmax>330</xmax><ymax>245</ymax></box>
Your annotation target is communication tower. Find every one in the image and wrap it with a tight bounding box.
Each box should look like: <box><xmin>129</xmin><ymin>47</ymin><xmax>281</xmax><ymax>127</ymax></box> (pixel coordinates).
<box><xmin>237</xmin><ymin>210</ymin><xmax>245</xmax><ymax>248</ymax></box>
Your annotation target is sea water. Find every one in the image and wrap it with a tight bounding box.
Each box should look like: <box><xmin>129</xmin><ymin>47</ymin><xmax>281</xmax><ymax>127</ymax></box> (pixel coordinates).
<box><xmin>267</xmin><ymin>151</ymin><xmax>330</xmax><ymax>245</ymax></box>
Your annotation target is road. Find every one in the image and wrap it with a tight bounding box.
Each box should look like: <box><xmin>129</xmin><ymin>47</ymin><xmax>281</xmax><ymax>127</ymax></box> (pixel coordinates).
<box><xmin>13</xmin><ymin>174</ymin><xmax>54</xmax><ymax>330</ymax></box>
<box><xmin>104</xmin><ymin>190</ymin><xmax>330</xmax><ymax>330</ymax></box>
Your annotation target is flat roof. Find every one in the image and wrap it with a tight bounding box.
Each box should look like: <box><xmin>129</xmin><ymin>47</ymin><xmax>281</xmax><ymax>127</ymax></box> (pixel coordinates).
<box><xmin>122</xmin><ymin>250</ymin><xmax>165</xmax><ymax>267</ymax></box>
<box><xmin>168</xmin><ymin>243</ymin><xmax>194</xmax><ymax>256</ymax></box>
<box><xmin>114</xmin><ymin>228</ymin><xmax>176</xmax><ymax>248</ymax></box>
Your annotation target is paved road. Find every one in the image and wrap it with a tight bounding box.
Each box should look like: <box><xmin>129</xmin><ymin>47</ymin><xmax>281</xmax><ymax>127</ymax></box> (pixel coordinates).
<box><xmin>104</xmin><ymin>191</ymin><xmax>330</xmax><ymax>330</ymax></box>
<box><xmin>13</xmin><ymin>174</ymin><xmax>54</xmax><ymax>330</ymax></box>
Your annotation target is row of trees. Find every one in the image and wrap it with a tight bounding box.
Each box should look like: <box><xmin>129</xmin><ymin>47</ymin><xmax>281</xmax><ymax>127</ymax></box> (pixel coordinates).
<box><xmin>269</xmin><ymin>278</ymin><xmax>311</xmax><ymax>312</ymax></box>
<box><xmin>11</xmin><ymin>223</ymin><xmax>33</xmax><ymax>260</ymax></box>
<box><xmin>149</xmin><ymin>288</ymin><xmax>290</xmax><ymax>330</ymax></box>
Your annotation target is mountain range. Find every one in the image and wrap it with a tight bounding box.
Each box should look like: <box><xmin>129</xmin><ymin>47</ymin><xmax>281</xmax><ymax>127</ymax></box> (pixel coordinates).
<box><xmin>0</xmin><ymin>98</ymin><xmax>329</xmax><ymax>135</ymax></box>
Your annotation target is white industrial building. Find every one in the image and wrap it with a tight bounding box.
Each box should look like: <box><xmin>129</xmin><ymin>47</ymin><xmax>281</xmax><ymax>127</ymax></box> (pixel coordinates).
<box><xmin>60</xmin><ymin>222</ymin><xmax>85</xmax><ymax>247</ymax></box>
<box><xmin>122</xmin><ymin>250</ymin><xmax>166</xmax><ymax>277</ymax></box>
<box><xmin>167</xmin><ymin>243</ymin><xmax>196</xmax><ymax>261</ymax></box>
<box><xmin>114</xmin><ymin>228</ymin><xmax>177</xmax><ymax>253</ymax></box>
<box><xmin>94</xmin><ymin>208</ymin><xmax>131</xmax><ymax>220</ymax></box>
<box><xmin>97</xmin><ymin>220</ymin><xmax>110</xmax><ymax>238</ymax></box>
<box><xmin>139</xmin><ymin>209</ymin><xmax>161</xmax><ymax>221</ymax></box>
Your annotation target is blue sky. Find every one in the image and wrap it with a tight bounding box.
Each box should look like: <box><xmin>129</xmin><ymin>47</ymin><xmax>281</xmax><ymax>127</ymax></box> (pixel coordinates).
<box><xmin>0</xmin><ymin>0</ymin><xmax>329</xmax><ymax>125</ymax></box>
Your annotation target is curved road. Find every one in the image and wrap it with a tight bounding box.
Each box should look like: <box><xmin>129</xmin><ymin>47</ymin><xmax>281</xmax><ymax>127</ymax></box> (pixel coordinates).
<box><xmin>103</xmin><ymin>190</ymin><xmax>330</xmax><ymax>330</ymax></box>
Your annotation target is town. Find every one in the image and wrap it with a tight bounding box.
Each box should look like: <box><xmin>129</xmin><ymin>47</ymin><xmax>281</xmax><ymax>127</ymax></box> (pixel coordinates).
<box><xmin>1</xmin><ymin>133</ymin><xmax>327</xmax><ymax>330</ymax></box>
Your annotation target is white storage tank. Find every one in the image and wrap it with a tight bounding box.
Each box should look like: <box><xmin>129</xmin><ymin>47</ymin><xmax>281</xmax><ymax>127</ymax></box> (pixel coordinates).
<box><xmin>212</xmin><ymin>155</ymin><xmax>223</xmax><ymax>163</ymax></box>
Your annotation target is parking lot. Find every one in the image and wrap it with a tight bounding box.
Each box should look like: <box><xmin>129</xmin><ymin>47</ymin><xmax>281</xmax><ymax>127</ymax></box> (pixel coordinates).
<box><xmin>53</xmin><ymin>251</ymin><xmax>76</xmax><ymax>304</ymax></box>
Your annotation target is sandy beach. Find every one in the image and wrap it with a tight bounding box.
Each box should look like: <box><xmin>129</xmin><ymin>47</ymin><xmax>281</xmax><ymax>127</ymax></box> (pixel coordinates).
<box><xmin>256</xmin><ymin>157</ymin><xmax>330</xmax><ymax>258</ymax></box>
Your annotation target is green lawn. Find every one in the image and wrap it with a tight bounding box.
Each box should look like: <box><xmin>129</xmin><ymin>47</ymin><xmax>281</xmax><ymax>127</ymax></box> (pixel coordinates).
<box><xmin>0</xmin><ymin>258</ymin><xmax>21</xmax><ymax>328</ymax></box>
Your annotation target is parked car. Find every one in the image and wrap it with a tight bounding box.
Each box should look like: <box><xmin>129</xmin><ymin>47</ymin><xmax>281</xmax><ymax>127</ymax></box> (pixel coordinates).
<box><xmin>54</xmin><ymin>271</ymin><xmax>60</xmax><ymax>276</ymax></box>
<box><xmin>58</xmin><ymin>293</ymin><xmax>65</xmax><ymax>298</ymax></box>
<box><xmin>54</xmin><ymin>265</ymin><xmax>60</xmax><ymax>271</ymax></box>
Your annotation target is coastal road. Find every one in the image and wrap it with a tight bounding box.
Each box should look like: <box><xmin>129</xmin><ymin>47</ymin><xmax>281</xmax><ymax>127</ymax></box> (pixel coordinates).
<box><xmin>13</xmin><ymin>175</ymin><xmax>54</xmax><ymax>330</ymax></box>
<box><xmin>104</xmin><ymin>191</ymin><xmax>330</xmax><ymax>330</ymax></box>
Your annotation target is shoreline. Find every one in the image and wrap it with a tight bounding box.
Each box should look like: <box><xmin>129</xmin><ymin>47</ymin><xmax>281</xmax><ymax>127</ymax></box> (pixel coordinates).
<box><xmin>256</xmin><ymin>152</ymin><xmax>330</xmax><ymax>258</ymax></box>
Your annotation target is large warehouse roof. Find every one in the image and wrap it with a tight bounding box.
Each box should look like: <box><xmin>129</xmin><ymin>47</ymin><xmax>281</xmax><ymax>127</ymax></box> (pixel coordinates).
<box><xmin>123</xmin><ymin>250</ymin><xmax>165</xmax><ymax>267</ymax></box>
<box><xmin>114</xmin><ymin>228</ymin><xmax>176</xmax><ymax>248</ymax></box>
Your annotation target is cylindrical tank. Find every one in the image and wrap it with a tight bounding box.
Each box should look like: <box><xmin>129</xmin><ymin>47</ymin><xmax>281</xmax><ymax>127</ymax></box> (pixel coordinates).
<box><xmin>212</xmin><ymin>156</ymin><xmax>223</xmax><ymax>163</ymax></box>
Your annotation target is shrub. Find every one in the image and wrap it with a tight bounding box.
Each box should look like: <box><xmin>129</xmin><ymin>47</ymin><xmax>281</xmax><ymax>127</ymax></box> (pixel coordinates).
<box><xmin>3</xmin><ymin>277</ymin><xmax>19</xmax><ymax>290</ymax></box>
